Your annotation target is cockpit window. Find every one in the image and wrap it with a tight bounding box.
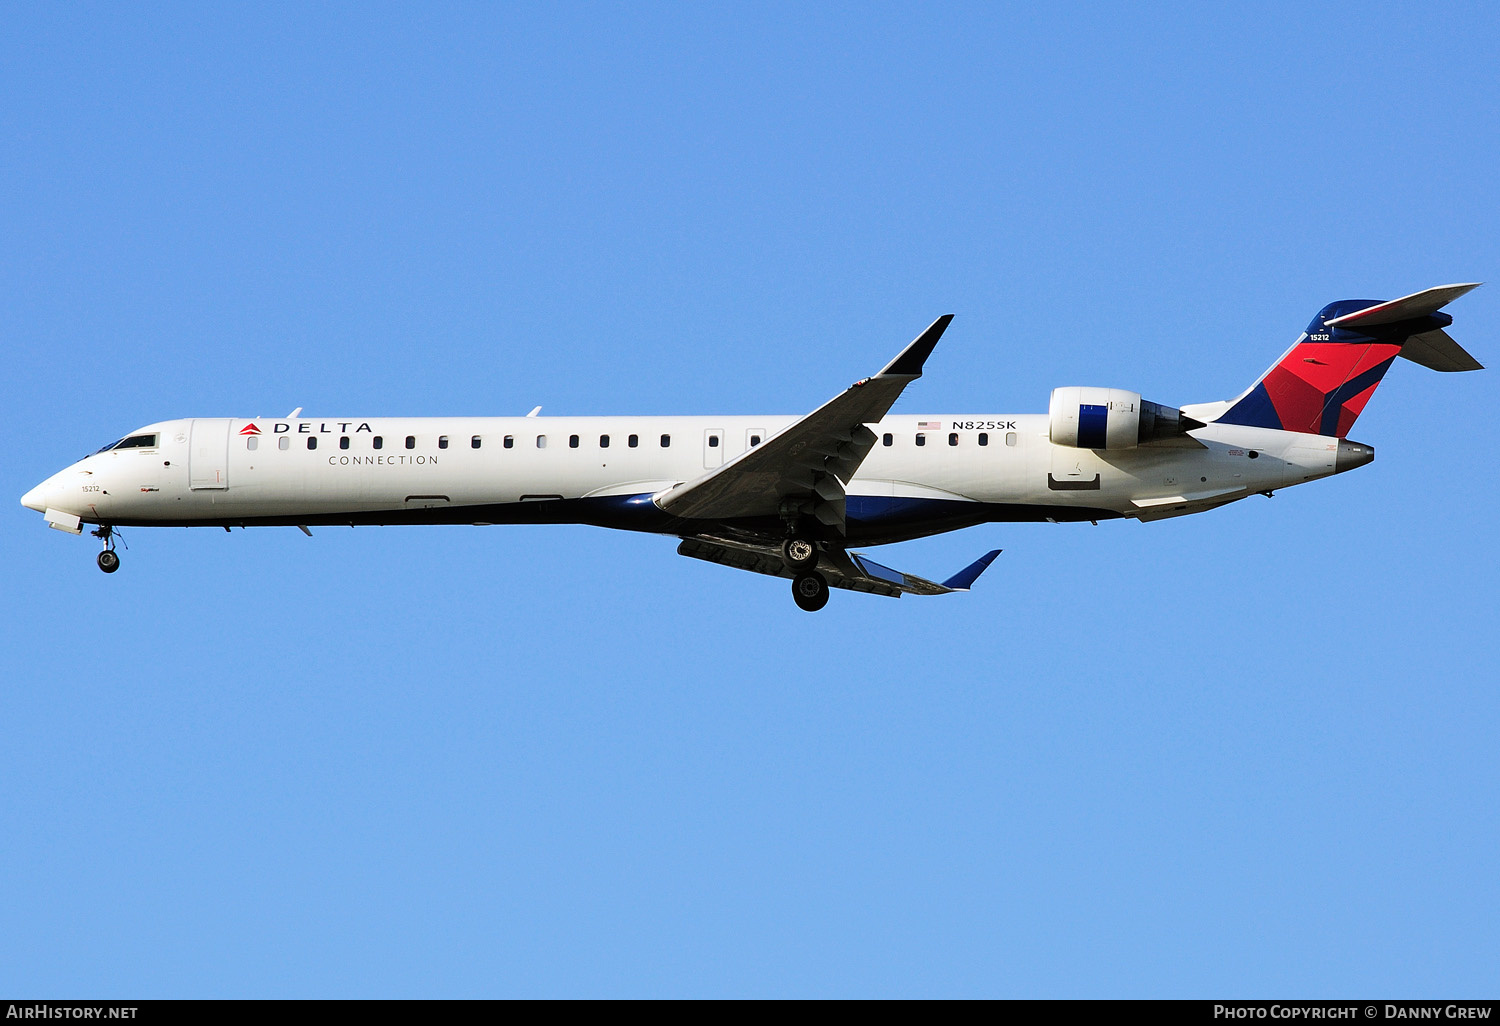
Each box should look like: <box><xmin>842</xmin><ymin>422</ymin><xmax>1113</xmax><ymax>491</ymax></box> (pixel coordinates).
<box><xmin>115</xmin><ymin>434</ymin><xmax>158</xmax><ymax>449</ymax></box>
<box><xmin>93</xmin><ymin>433</ymin><xmax>158</xmax><ymax>454</ymax></box>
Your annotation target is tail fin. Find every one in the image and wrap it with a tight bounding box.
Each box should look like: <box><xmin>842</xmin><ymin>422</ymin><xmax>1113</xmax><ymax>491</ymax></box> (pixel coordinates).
<box><xmin>1215</xmin><ymin>283</ymin><xmax>1482</xmax><ymax>437</ymax></box>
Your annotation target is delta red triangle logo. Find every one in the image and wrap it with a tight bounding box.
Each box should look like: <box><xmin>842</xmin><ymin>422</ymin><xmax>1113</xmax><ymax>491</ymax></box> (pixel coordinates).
<box><xmin>239</xmin><ymin>423</ymin><xmax>262</xmax><ymax>436</ymax></box>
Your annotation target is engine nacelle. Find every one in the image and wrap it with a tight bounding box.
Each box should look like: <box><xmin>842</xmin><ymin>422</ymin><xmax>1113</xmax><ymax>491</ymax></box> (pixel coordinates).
<box><xmin>1048</xmin><ymin>387</ymin><xmax>1194</xmax><ymax>449</ymax></box>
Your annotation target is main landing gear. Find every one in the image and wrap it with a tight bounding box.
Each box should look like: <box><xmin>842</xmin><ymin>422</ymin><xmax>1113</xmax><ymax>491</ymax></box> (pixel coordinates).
<box><xmin>92</xmin><ymin>525</ymin><xmax>120</xmax><ymax>574</ymax></box>
<box><xmin>792</xmin><ymin>571</ymin><xmax>829</xmax><ymax>612</ymax></box>
<box><xmin>781</xmin><ymin>537</ymin><xmax>818</xmax><ymax>571</ymax></box>
<box><xmin>779</xmin><ymin>515</ymin><xmax>827</xmax><ymax>610</ymax></box>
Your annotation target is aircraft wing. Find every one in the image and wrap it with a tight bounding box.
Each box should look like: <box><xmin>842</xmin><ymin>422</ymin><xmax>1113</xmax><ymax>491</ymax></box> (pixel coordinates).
<box><xmin>654</xmin><ymin>315</ymin><xmax>953</xmax><ymax>533</ymax></box>
<box><xmin>678</xmin><ymin>535</ymin><xmax>1000</xmax><ymax>598</ymax></box>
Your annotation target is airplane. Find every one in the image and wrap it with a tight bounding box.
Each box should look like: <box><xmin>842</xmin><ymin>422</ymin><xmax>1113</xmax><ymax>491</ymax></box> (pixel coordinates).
<box><xmin>21</xmin><ymin>283</ymin><xmax>1483</xmax><ymax>610</ymax></box>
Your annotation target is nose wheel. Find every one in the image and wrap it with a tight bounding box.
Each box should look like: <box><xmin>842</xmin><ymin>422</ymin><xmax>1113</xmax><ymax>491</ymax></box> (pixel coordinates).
<box><xmin>792</xmin><ymin>571</ymin><xmax>829</xmax><ymax>612</ymax></box>
<box><xmin>92</xmin><ymin>524</ymin><xmax>121</xmax><ymax>573</ymax></box>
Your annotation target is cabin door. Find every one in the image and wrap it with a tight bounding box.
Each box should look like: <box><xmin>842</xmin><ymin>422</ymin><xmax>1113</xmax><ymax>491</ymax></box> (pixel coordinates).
<box><xmin>189</xmin><ymin>419</ymin><xmax>231</xmax><ymax>490</ymax></box>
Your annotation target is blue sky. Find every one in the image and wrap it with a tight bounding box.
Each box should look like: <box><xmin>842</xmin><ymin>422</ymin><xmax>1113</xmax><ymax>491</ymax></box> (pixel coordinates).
<box><xmin>3</xmin><ymin>2</ymin><xmax>1497</xmax><ymax>997</ymax></box>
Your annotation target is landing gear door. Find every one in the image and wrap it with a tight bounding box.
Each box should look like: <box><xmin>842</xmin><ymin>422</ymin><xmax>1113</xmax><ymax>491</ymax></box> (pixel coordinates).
<box><xmin>189</xmin><ymin>419</ymin><xmax>231</xmax><ymax>490</ymax></box>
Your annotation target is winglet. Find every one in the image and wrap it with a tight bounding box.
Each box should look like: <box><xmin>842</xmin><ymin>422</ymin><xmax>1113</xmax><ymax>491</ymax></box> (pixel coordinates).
<box><xmin>942</xmin><ymin>549</ymin><xmax>1001</xmax><ymax>591</ymax></box>
<box><xmin>877</xmin><ymin>314</ymin><xmax>954</xmax><ymax>378</ymax></box>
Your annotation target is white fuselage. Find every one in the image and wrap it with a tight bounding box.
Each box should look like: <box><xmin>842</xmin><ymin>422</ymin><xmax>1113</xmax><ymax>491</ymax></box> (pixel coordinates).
<box><xmin>23</xmin><ymin>412</ymin><xmax>1355</xmax><ymax>545</ymax></box>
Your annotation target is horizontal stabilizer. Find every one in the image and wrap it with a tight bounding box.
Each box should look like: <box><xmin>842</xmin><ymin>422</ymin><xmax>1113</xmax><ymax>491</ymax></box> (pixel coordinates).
<box><xmin>1398</xmin><ymin>328</ymin><xmax>1484</xmax><ymax>372</ymax></box>
<box><xmin>1323</xmin><ymin>283</ymin><xmax>1480</xmax><ymax>329</ymax></box>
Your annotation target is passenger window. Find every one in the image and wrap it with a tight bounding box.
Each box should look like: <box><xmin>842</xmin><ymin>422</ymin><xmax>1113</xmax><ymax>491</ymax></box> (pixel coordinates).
<box><xmin>438</xmin><ymin>435</ymin><xmax>448</xmax><ymax>449</ymax></box>
<box><xmin>308</xmin><ymin>437</ymin><xmax>318</xmax><ymax>450</ymax></box>
<box><xmin>882</xmin><ymin>433</ymin><xmax>892</xmax><ymax>446</ymax></box>
<box><xmin>504</xmin><ymin>435</ymin><xmax>514</xmax><ymax>449</ymax></box>
<box><xmin>600</xmin><ymin>435</ymin><xmax>610</xmax><ymax>448</ymax></box>
<box><xmin>949</xmin><ymin>432</ymin><xmax>959</xmax><ymax>446</ymax></box>
<box><xmin>278</xmin><ymin>436</ymin><xmax>289</xmax><ymax>450</ymax></box>
<box><xmin>751</xmin><ymin>435</ymin><xmax>761</xmax><ymax>446</ymax></box>
<box><xmin>340</xmin><ymin>436</ymin><xmax>350</xmax><ymax>450</ymax></box>
<box><xmin>978</xmin><ymin>433</ymin><xmax>989</xmax><ymax>446</ymax></box>
<box><xmin>1005</xmin><ymin>432</ymin><xmax>1017</xmax><ymax>447</ymax></box>
<box><xmin>471</xmin><ymin>436</ymin><xmax>481</xmax><ymax>449</ymax></box>
<box><xmin>537</xmin><ymin>435</ymin><xmax>547</xmax><ymax>448</ymax></box>
<box><xmin>915</xmin><ymin>433</ymin><xmax>926</xmax><ymax>447</ymax></box>
<box><xmin>708</xmin><ymin>435</ymin><xmax>719</xmax><ymax>447</ymax></box>
<box><xmin>405</xmin><ymin>436</ymin><xmax>415</xmax><ymax>450</ymax></box>
<box><xmin>569</xmin><ymin>435</ymin><xmax>579</xmax><ymax>448</ymax></box>
<box><xmin>661</xmin><ymin>434</ymin><xmax>671</xmax><ymax>447</ymax></box>
<box><xmin>373</xmin><ymin>436</ymin><xmax>383</xmax><ymax>450</ymax></box>
<box><xmin>628</xmin><ymin>434</ymin><xmax>639</xmax><ymax>448</ymax></box>
<box><xmin>247</xmin><ymin>436</ymin><xmax>258</xmax><ymax>451</ymax></box>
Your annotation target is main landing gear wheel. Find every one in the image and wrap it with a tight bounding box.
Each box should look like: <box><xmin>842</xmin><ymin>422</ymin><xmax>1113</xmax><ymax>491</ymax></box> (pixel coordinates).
<box><xmin>781</xmin><ymin>537</ymin><xmax>818</xmax><ymax>571</ymax></box>
<box><xmin>792</xmin><ymin>571</ymin><xmax>829</xmax><ymax>612</ymax></box>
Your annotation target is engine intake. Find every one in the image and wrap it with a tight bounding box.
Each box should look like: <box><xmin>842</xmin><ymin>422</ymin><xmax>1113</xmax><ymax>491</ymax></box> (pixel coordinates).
<box><xmin>1049</xmin><ymin>387</ymin><xmax>1198</xmax><ymax>449</ymax></box>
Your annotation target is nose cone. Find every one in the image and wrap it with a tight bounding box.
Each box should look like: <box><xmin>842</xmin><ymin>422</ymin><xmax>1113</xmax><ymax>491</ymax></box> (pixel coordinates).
<box><xmin>1335</xmin><ymin>439</ymin><xmax>1375</xmax><ymax>474</ymax></box>
<box><xmin>21</xmin><ymin>480</ymin><xmax>52</xmax><ymax>512</ymax></box>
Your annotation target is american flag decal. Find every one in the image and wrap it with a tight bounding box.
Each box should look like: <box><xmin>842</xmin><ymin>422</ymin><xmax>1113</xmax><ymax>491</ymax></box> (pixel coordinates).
<box><xmin>917</xmin><ymin>421</ymin><xmax>941</xmax><ymax>430</ymax></box>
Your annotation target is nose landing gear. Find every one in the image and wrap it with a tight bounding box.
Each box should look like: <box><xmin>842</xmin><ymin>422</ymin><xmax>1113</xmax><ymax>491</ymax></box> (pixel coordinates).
<box><xmin>92</xmin><ymin>525</ymin><xmax>121</xmax><ymax>573</ymax></box>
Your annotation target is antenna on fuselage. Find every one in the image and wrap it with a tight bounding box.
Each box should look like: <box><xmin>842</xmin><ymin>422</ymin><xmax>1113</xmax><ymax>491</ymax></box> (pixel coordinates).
<box><xmin>526</xmin><ymin>406</ymin><xmax>542</xmax><ymax>417</ymax></box>
<box><xmin>287</xmin><ymin>407</ymin><xmax>302</xmax><ymax>418</ymax></box>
